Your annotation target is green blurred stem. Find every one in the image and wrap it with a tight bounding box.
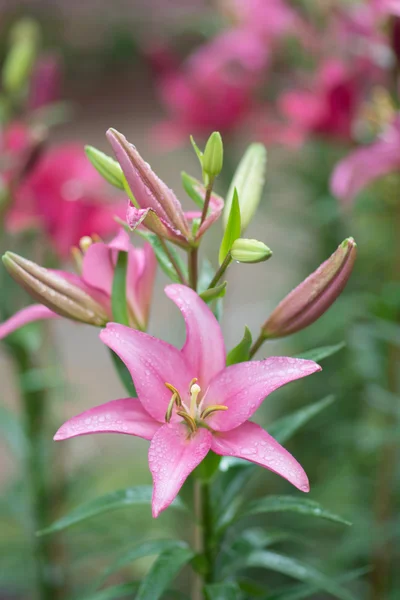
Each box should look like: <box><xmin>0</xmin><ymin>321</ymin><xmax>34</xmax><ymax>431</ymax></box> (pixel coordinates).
<box><xmin>249</xmin><ymin>331</ymin><xmax>267</xmax><ymax>358</ymax></box>
<box><xmin>7</xmin><ymin>339</ymin><xmax>61</xmax><ymax>600</ymax></box>
<box><xmin>208</xmin><ymin>253</ymin><xmax>232</xmax><ymax>290</ymax></box>
<box><xmin>158</xmin><ymin>237</ymin><xmax>187</xmax><ymax>285</ymax></box>
<box><xmin>200</xmin><ymin>179</ymin><xmax>214</xmax><ymax>226</ymax></box>
<box><xmin>193</xmin><ymin>479</ymin><xmax>214</xmax><ymax>600</ymax></box>
<box><xmin>189</xmin><ymin>248</ymin><xmax>198</xmax><ymax>291</ymax></box>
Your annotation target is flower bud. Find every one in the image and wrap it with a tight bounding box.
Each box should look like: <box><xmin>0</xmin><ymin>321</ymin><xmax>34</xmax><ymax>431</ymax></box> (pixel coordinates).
<box><xmin>202</xmin><ymin>131</ymin><xmax>223</xmax><ymax>179</ymax></box>
<box><xmin>2</xmin><ymin>252</ymin><xmax>109</xmax><ymax>326</ymax></box>
<box><xmin>2</xmin><ymin>19</ymin><xmax>40</xmax><ymax>96</ymax></box>
<box><xmin>231</xmin><ymin>238</ymin><xmax>272</xmax><ymax>263</ymax></box>
<box><xmin>262</xmin><ymin>238</ymin><xmax>357</xmax><ymax>338</ymax></box>
<box><xmin>85</xmin><ymin>145</ymin><xmax>125</xmax><ymax>190</ymax></box>
<box><xmin>223</xmin><ymin>143</ymin><xmax>267</xmax><ymax>231</ymax></box>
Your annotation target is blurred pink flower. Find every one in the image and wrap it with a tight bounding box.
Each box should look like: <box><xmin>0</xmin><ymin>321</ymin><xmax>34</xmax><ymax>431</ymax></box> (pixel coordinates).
<box><xmin>54</xmin><ymin>284</ymin><xmax>321</xmax><ymax>517</ymax></box>
<box><xmin>331</xmin><ymin>115</ymin><xmax>400</xmax><ymax>203</ymax></box>
<box><xmin>0</xmin><ymin>229</ymin><xmax>157</xmax><ymax>338</ymax></box>
<box><xmin>28</xmin><ymin>54</ymin><xmax>61</xmax><ymax>110</ymax></box>
<box><xmin>224</xmin><ymin>0</ymin><xmax>303</xmax><ymax>41</ymax></box>
<box><xmin>6</xmin><ymin>144</ymin><xmax>125</xmax><ymax>258</ymax></box>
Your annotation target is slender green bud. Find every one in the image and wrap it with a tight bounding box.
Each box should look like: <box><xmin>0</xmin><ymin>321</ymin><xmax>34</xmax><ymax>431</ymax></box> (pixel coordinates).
<box><xmin>231</xmin><ymin>238</ymin><xmax>272</xmax><ymax>264</ymax></box>
<box><xmin>203</xmin><ymin>131</ymin><xmax>223</xmax><ymax>179</ymax></box>
<box><xmin>223</xmin><ymin>143</ymin><xmax>267</xmax><ymax>231</ymax></box>
<box><xmin>85</xmin><ymin>145</ymin><xmax>125</xmax><ymax>189</ymax></box>
<box><xmin>2</xmin><ymin>19</ymin><xmax>40</xmax><ymax>96</ymax></box>
<box><xmin>2</xmin><ymin>252</ymin><xmax>109</xmax><ymax>326</ymax></box>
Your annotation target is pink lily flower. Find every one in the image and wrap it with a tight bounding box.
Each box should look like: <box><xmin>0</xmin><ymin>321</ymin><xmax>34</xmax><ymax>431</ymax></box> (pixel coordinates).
<box><xmin>6</xmin><ymin>144</ymin><xmax>125</xmax><ymax>258</ymax></box>
<box><xmin>0</xmin><ymin>229</ymin><xmax>156</xmax><ymax>339</ymax></box>
<box><xmin>54</xmin><ymin>284</ymin><xmax>321</xmax><ymax>518</ymax></box>
<box><xmin>331</xmin><ymin>115</ymin><xmax>400</xmax><ymax>203</ymax></box>
<box><xmin>107</xmin><ymin>129</ymin><xmax>223</xmax><ymax>248</ymax></box>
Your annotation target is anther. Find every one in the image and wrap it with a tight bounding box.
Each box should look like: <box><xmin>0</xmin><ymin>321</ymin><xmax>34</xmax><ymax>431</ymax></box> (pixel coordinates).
<box><xmin>201</xmin><ymin>405</ymin><xmax>228</xmax><ymax>420</ymax></box>
<box><xmin>165</xmin><ymin>382</ymin><xmax>182</xmax><ymax>406</ymax></box>
<box><xmin>177</xmin><ymin>411</ymin><xmax>197</xmax><ymax>433</ymax></box>
<box><xmin>165</xmin><ymin>392</ymin><xmax>178</xmax><ymax>423</ymax></box>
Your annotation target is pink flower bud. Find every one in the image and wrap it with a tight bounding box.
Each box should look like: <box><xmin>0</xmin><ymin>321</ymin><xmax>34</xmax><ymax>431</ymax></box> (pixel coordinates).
<box><xmin>262</xmin><ymin>238</ymin><xmax>357</xmax><ymax>338</ymax></box>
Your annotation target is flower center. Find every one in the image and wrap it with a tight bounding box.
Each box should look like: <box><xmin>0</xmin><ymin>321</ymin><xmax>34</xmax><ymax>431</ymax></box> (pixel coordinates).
<box><xmin>164</xmin><ymin>379</ymin><xmax>227</xmax><ymax>432</ymax></box>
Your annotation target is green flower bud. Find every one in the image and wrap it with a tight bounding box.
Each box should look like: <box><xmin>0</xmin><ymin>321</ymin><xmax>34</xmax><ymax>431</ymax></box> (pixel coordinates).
<box><xmin>223</xmin><ymin>143</ymin><xmax>267</xmax><ymax>231</ymax></box>
<box><xmin>230</xmin><ymin>238</ymin><xmax>272</xmax><ymax>263</ymax></box>
<box><xmin>85</xmin><ymin>145</ymin><xmax>125</xmax><ymax>189</ymax></box>
<box><xmin>202</xmin><ymin>131</ymin><xmax>223</xmax><ymax>179</ymax></box>
<box><xmin>2</xmin><ymin>19</ymin><xmax>40</xmax><ymax>96</ymax></box>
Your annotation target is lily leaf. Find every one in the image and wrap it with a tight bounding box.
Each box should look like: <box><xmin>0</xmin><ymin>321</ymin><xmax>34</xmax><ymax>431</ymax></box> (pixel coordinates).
<box><xmin>269</xmin><ymin>395</ymin><xmax>335</xmax><ymax>444</ymax></box>
<box><xmin>76</xmin><ymin>582</ymin><xmax>140</xmax><ymax>600</ymax></box>
<box><xmin>226</xmin><ymin>326</ymin><xmax>252</xmax><ymax>366</ymax></box>
<box><xmin>38</xmin><ymin>486</ymin><xmax>186</xmax><ymax>535</ymax></box>
<box><xmin>219</xmin><ymin>188</ymin><xmax>241</xmax><ymax>265</ymax></box>
<box><xmin>295</xmin><ymin>342</ymin><xmax>345</xmax><ymax>362</ymax></box>
<box><xmin>181</xmin><ymin>171</ymin><xmax>204</xmax><ymax>207</ymax></box>
<box><xmin>200</xmin><ymin>282</ymin><xmax>227</xmax><ymax>303</ymax></box>
<box><xmin>111</xmin><ymin>251</ymin><xmax>129</xmax><ymax>325</ymax></box>
<box><xmin>136</xmin><ymin>230</ymin><xmax>188</xmax><ymax>284</ymax></box>
<box><xmin>135</xmin><ymin>544</ymin><xmax>195</xmax><ymax>600</ymax></box>
<box><xmin>205</xmin><ymin>582</ymin><xmax>241</xmax><ymax>600</ymax></box>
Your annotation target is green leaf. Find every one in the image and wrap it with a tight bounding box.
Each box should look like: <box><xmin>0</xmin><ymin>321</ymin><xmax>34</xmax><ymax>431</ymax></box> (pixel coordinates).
<box><xmin>200</xmin><ymin>281</ymin><xmax>227</xmax><ymax>303</ymax></box>
<box><xmin>135</xmin><ymin>544</ymin><xmax>195</xmax><ymax>600</ymax></box>
<box><xmin>85</xmin><ymin>146</ymin><xmax>125</xmax><ymax>189</ymax></box>
<box><xmin>295</xmin><ymin>342</ymin><xmax>345</xmax><ymax>362</ymax></box>
<box><xmin>181</xmin><ymin>172</ymin><xmax>204</xmax><ymax>207</ymax></box>
<box><xmin>136</xmin><ymin>230</ymin><xmax>188</xmax><ymax>283</ymax></box>
<box><xmin>38</xmin><ymin>486</ymin><xmax>186</xmax><ymax>535</ymax></box>
<box><xmin>268</xmin><ymin>395</ymin><xmax>335</xmax><ymax>444</ymax></box>
<box><xmin>190</xmin><ymin>135</ymin><xmax>204</xmax><ymax>168</ymax></box>
<box><xmin>205</xmin><ymin>582</ymin><xmax>241</xmax><ymax>600</ymax></box>
<box><xmin>0</xmin><ymin>404</ymin><xmax>27</xmax><ymax>460</ymax></box>
<box><xmin>111</xmin><ymin>251</ymin><xmax>129</xmax><ymax>325</ymax></box>
<box><xmin>242</xmin><ymin>551</ymin><xmax>356</xmax><ymax>600</ymax></box>
<box><xmin>226</xmin><ymin>326</ymin><xmax>252</xmax><ymax>366</ymax></box>
<box><xmin>240</xmin><ymin>496</ymin><xmax>351</xmax><ymax>526</ymax></box>
<box><xmin>92</xmin><ymin>540</ymin><xmax>187</xmax><ymax>591</ymax></box>
<box><xmin>109</xmin><ymin>349</ymin><xmax>136</xmax><ymax>397</ymax></box>
<box><xmin>219</xmin><ymin>188</ymin><xmax>241</xmax><ymax>264</ymax></box>
<box><xmin>75</xmin><ymin>582</ymin><xmax>140</xmax><ymax>600</ymax></box>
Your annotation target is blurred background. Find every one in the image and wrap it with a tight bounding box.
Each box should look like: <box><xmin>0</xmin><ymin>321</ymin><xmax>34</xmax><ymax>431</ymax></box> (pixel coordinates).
<box><xmin>0</xmin><ymin>1</ymin><xmax>399</xmax><ymax>599</ymax></box>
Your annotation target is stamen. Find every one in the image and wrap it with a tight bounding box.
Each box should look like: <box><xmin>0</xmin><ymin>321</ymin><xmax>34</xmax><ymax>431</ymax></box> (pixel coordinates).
<box><xmin>165</xmin><ymin>382</ymin><xmax>182</xmax><ymax>406</ymax></box>
<box><xmin>71</xmin><ymin>246</ymin><xmax>83</xmax><ymax>273</ymax></box>
<box><xmin>201</xmin><ymin>405</ymin><xmax>228</xmax><ymax>420</ymax></box>
<box><xmin>79</xmin><ymin>236</ymin><xmax>94</xmax><ymax>253</ymax></box>
<box><xmin>177</xmin><ymin>411</ymin><xmax>197</xmax><ymax>433</ymax></box>
<box><xmin>189</xmin><ymin>382</ymin><xmax>201</xmax><ymax>416</ymax></box>
<box><xmin>165</xmin><ymin>392</ymin><xmax>178</xmax><ymax>423</ymax></box>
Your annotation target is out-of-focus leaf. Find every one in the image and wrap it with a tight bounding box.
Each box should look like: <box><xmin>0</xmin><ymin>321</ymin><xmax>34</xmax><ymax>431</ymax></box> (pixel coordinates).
<box><xmin>200</xmin><ymin>282</ymin><xmax>227</xmax><ymax>303</ymax></box>
<box><xmin>109</xmin><ymin>349</ymin><xmax>136</xmax><ymax>397</ymax></box>
<box><xmin>241</xmin><ymin>551</ymin><xmax>356</xmax><ymax>600</ymax></box>
<box><xmin>219</xmin><ymin>189</ymin><xmax>241</xmax><ymax>264</ymax></box>
<box><xmin>181</xmin><ymin>171</ymin><xmax>204</xmax><ymax>207</ymax></box>
<box><xmin>268</xmin><ymin>395</ymin><xmax>335</xmax><ymax>444</ymax></box>
<box><xmin>92</xmin><ymin>540</ymin><xmax>187</xmax><ymax>591</ymax></box>
<box><xmin>111</xmin><ymin>251</ymin><xmax>129</xmax><ymax>325</ymax></box>
<box><xmin>75</xmin><ymin>582</ymin><xmax>139</xmax><ymax>600</ymax></box>
<box><xmin>205</xmin><ymin>582</ymin><xmax>241</xmax><ymax>599</ymax></box>
<box><xmin>295</xmin><ymin>342</ymin><xmax>345</xmax><ymax>362</ymax></box>
<box><xmin>19</xmin><ymin>365</ymin><xmax>62</xmax><ymax>393</ymax></box>
<box><xmin>135</xmin><ymin>544</ymin><xmax>195</xmax><ymax>600</ymax></box>
<box><xmin>240</xmin><ymin>496</ymin><xmax>351</xmax><ymax>526</ymax></box>
<box><xmin>227</xmin><ymin>327</ymin><xmax>252</xmax><ymax>366</ymax></box>
<box><xmin>38</xmin><ymin>487</ymin><xmax>186</xmax><ymax>535</ymax></box>
<box><xmin>0</xmin><ymin>404</ymin><xmax>27</xmax><ymax>460</ymax></box>
<box><xmin>136</xmin><ymin>230</ymin><xmax>188</xmax><ymax>283</ymax></box>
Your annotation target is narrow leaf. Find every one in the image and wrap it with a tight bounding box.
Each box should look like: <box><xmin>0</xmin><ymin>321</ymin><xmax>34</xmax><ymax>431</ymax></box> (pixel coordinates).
<box><xmin>109</xmin><ymin>349</ymin><xmax>136</xmax><ymax>397</ymax></box>
<box><xmin>240</xmin><ymin>496</ymin><xmax>351</xmax><ymax>526</ymax></box>
<box><xmin>76</xmin><ymin>582</ymin><xmax>139</xmax><ymax>600</ymax></box>
<box><xmin>295</xmin><ymin>342</ymin><xmax>345</xmax><ymax>362</ymax></box>
<box><xmin>226</xmin><ymin>326</ymin><xmax>252</xmax><ymax>366</ymax></box>
<box><xmin>181</xmin><ymin>171</ymin><xmax>204</xmax><ymax>207</ymax></box>
<box><xmin>111</xmin><ymin>251</ymin><xmax>129</xmax><ymax>325</ymax></box>
<box><xmin>38</xmin><ymin>486</ymin><xmax>186</xmax><ymax>535</ymax></box>
<box><xmin>200</xmin><ymin>282</ymin><xmax>227</xmax><ymax>303</ymax></box>
<box><xmin>268</xmin><ymin>395</ymin><xmax>335</xmax><ymax>444</ymax></box>
<box><xmin>190</xmin><ymin>135</ymin><xmax>204</xmax><ymax>167</ymax></box>
<box><xmin>0</xmin><ymin>404</ymin><xmax>27</xmax><ymax>460</ymax></box>
<box><xmin>85</xmin><ymin>146</ymin><xmax>125</xmax><ymax>189</ymax></box>
<box><xmin>242</xmin><ymin>551</ymin><xmax>356</xmax><ymax>600</ymax></box>
<box><xmin>136</xmin><ymin>230</ymin><xmax>188</xmax><ymax>283</ymax></box>
<box><xmin>205</xmin><ymin>582</ymin><xmax>241</xmax><ymax>600</ymax></box>
<box><xmin>135</xmin><ymin>545</ymin><xmax>195</xmax><ymax>600</ymax></box>
<box><xmin>219</xmin><ymin>188</ymin><xmax>241</xmax><ymax>265</ymax></box>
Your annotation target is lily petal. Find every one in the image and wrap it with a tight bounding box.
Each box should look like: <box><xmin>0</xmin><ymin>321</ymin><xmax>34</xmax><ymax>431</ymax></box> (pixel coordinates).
<box><xmin>211</xmin><ymin>421</ymin><xmax>309</xmax><ymax>492</ymax></box>
<box><xmin>54</xmin><ymin>398</ymin><xmax>160</xmax><ymax>441</ymax></box>
<box><xmin>82</xmin><ymin>242</ymin><xmax>114</xmax><ymax>298</ymax></box>
<box><xmin>149</xmin><ymin>423</ymin><xmax>212</xmax><ymax>517</ymax></box>
<box><xmin>100</xmin><ymin>323</ymin><xmax>193</xmax><ymax>422</ymax></box>
<box><xmin>205</xmin><ymin>358</ymin><xmax>321</xmax><ymax>431</ymax></box>
<box><xmin>165</xmin><ymin>284</ymin><xmax>226</xmax><ymax>388</ymax></box>
<box><xmin>0</xmin><ymin>305</ymin><xmax>59</xmax><ymax>340</ymax></box>
<box><xmin>196</xmin><ymin>192</ymin><xmax>224</xmax><ymax>240</ymax></box>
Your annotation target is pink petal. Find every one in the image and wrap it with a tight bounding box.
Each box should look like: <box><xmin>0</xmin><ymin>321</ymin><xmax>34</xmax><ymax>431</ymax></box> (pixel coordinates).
<box><xmin>204</xmin><ymin>358</ymin><xmax>321</xmax><ymax>431</ymax></box>
<box><xmin>149</xmin><ymin>423</ymin><xmax>212</xmax><ymax>517</ymax></box>
<box><xmin>196</xmin><ymin>192</ymin><xmax>224</xmax><ymax>240</ymax></box>
<box><xmin>165</xmin><ymin>285</ymin><xmax>226</xmax><ymax>388</ymax></box>
<box><xmin>100</xmin><ymin>323</ymin><xmax>193</xmax><ymax>423</ymax></box>
<box><xmin>81</xmin><ymin>242</ymin><xmax>114</xmax><ymax>298</ymax></box>
<box><xmin>128</xmin><ymin>243</ymin><xmax>157</xmax><ymax>329</ymax></box>
<box><xmin>127</xmin><ymin>205</ymin><xmax>188</xmax><ymax>247</ymax></box>
<box><xmin>211</xmin><ymin>421</ymin><xmax>309</xmax><ymax>492</ymax></box>
<box><xmin>0</xmin><ymin>305</ymin><xmax>59</xmax><ymax>340</ymax></box>
<box><xmin>54</xmin><ymin>398</ymin><xmax>160</xmax><ymax>441</ymax></box>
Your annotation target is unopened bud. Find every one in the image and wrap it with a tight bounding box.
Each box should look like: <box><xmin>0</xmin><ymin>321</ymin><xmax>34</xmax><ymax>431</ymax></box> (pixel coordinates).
<box><xmin>2</xmin><ymin>252</ymin><xmax>109</xmax><ymax>326</ymax></box>
<box><xmin>3</xmin><ymin>19</ymin><xmax>40</xmax><ymax>96</ymax></box>
<box><xmin>203</xmin><ymin>131</ymin><xmax>223</xmax><ymax>179</ymax></box>
<box><xmin>231</xmin><ymin>238</ymin><xmax>272</xmax><ymax>264</ymax></box>
<box><xmin>223</xmin><ymin>143</ymin><xmax>267</xmax><ymax>231</ymax></box>
<box><xmin>85</xmin><ymin>145</ymin><xmax>125</xmax><ymax>190</ymax></box>
<box><xmin>262</xmin><ymin>238</ymin><xmax>357</xmax><ymax>338</ymax></box>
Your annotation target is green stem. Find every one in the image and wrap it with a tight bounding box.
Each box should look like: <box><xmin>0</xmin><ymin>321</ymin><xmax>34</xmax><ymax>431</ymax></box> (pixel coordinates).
<box><xmin>158</xmin><ymin>237</ymin><xmax>188</xmax><ymax>285</ymax></box>
<box><xmin>7</xmin><ymin>339</ymin><xmax>62</xmax><ymax>600</ymax></box>
<box><xmin>208</xmin><ymin>253</ymin><xmax>232</xmax><ymax>290</ymax></box>
<box><xmin>249</xmin><ymin>331</ymin><xmax>267</xmax><ymax>359</ymax></box>
<box><xmin>193</xmin><ymin>478</ymin><xmax>214</xmax><ymax>600</ymax></box>
<box><xmin>200</xmin><ymin>180</ymin><xmax>214</xmax><ymax>226</ymax></box>
<box><xmin>189</xmin><ymin>247</ymin><xmax>198</xmax><ymax>291</ymax></box>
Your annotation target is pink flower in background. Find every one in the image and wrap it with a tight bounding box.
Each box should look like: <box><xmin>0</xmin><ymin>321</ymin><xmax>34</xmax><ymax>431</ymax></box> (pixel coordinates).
<box><xmin>331</xmin><ymin>115</ymin><xmax>400</xmax><ymax>203</ymax></box>
<box><xmin>6</xmin><ymin>144</ymin><xmax>125</xmax><ymax>258</ymax></box>
<box><xmin>28</xmin><ymin>54</ymin><xmax>61</xmax><ymax>110</ymax></box>
<box><xmin>223</xmin><ymin>0</ymin><xmax>303</xmax><ymax>41</ymax></box>
<box><xmin>54</xmin><ymin>284</ymin><xmax>321</xmax><ymax>517</ymax></box>
<box><xmin>0</xmin><ymin>229</ymin><xmax>156</xmax><ymax>339</ymax></box>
